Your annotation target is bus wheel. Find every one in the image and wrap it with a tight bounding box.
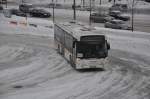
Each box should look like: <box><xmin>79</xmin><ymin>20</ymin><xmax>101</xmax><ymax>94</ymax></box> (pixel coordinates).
<box><xmin>104</xmin><ymin>52</ymin><xmax>108</xmax><ymax>57</ymax></box>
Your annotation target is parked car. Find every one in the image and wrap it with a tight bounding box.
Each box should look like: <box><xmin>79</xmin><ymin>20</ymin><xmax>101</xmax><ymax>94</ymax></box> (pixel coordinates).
<box><xmin>86</xmin><ymin>7</ymin><xmax>95</xmax><ymax>11</ymax></box>
<box><xmin>0</xmin><ymin>5</ymin><xmax>3</xmax><ymax>10</ymax></box>
<box><xmin>109</xmin><ymin>10</ymin><xmax>121</xmax><ymax>16</ymax></box>
<box><xmin>29</xmin><ymin>9</ymin><xmax>51</xmax><ymax>18</ymax></box>
<box><xmin>110</xmin><ymin>4</ymin><xmax>128</xmax><ymax>11</ymax></box>
<box><xmin>116</xmin><ymin>14</ymin><xmax>130</xmax><ymax>21</ymax></box>
<box><xmin>19</xmin><ymin>3</ymin><xmax>33</xmax><ymax>13</ymax></box>
<box><xmin>48</xmin><ymin>3</ymin><xmax>62</xmax><ymax>8</ymax></box>
<box><xmin>145</xmin><ymin>0</ymin><xmax>150</xmax><ymax>2</ymax></box>
<box><xmin>3</xmin><ymin>8</ymin><xmax>12</xmax><ymax>18</ymax></box>
<box><xmin>109</xmin><ymin>10</ymin><xmax>130</xmax><ymax>21</ymax></box>
<box><xmin>1</xmin><ymin>0</ymin><xmax>6</xmax><ymax>4</ymax></box>
<box><xmin>11</xmin><ymin>9</ymin><xmax>26</xmax><ymax>17</ymax></box>
<box><xmin>72</xmin><ymin>4</ymin><xmax>81</xmax><ymax>10</ymax></box>
<box><xmin>90</xmin><ymin>13</ymin><xmax>114</xmax><ymax>23</ymax></box>
<box><xmin>104</xmin><ymin>20</ymin><xmax>132</xmax><ymax>30</ymax></box>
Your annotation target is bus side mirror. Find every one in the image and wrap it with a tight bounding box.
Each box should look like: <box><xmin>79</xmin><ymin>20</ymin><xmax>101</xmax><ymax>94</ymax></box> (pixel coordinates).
<box><xmin>107</xmin><ymin>42</ymin><xmax>110</xmax><ymax>50</ymax></box>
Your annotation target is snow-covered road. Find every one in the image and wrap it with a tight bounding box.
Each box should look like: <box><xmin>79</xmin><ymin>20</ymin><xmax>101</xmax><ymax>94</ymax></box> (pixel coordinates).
<box><xmin>0</xmin><ymin>15</ymin><xmax>150</xmax><ymax>99</ymax></box>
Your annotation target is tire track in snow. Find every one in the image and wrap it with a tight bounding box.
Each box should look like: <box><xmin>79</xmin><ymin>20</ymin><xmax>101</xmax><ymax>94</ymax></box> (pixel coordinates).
<box><xmin>0</xmin><ymin>34</ymin><xmax>150</xmax><ymax>99</ymax></box>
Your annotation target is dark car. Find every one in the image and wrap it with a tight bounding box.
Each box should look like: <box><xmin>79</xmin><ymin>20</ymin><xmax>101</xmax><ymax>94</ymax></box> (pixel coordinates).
<box><xmin>109</xmin><ymin>10</ymin><xmax>121</xmax><ymax>16</ymax></box>
<box><xmin>1</xmin><ymin>0</ymin><xmax>6</xmax><ymax>4</ymax></box>
<box><xmin>48</xmin><ymin>3</ymin><xmax>62</xmax><ymax>8</ymax></box>
<box><xmin>116</xmin><ymin>14</ymin><xmax>130</xmax><ymax>21</ymax></box>
<box><xmin>72</xmin><ymin>4</ymin><xmax>81</xmax><ymax>10</ymax></box>
<box><xmin>145</xmin><ymin>0</ymin><xmax>150</xmax><ymax>2</ymax></box>
<box><xmin>19</xmin><ymin>3</ymin><xmax>33</xmax><ymax>13</ymax></box>
<box><xmin>105</xmin><ymin>20</ymin><xmax>132</xmax><ymax>30</ymax></box>
<box><xmin>90</xmin><ymin>13</ymin><xmax>114</xmax><ymax>23</ymax></box>
<box><xmin>11</xmin><ymin>9</ymin><xmax>26</xmax><ymax>17</ymax></box>
<box><xmin>109</xmin><ymin>10</ymin><xmax>130</xmax><ymax>21</ymax></box>
<box><xmin>29</xmin><ymin>9</ymin><xmax>51</xmax><ymax>18</ymax></box>
<box><xmin>110</xmin><ymin>4</ymin><xmax>128</xmax><ymax>11</ymax></box>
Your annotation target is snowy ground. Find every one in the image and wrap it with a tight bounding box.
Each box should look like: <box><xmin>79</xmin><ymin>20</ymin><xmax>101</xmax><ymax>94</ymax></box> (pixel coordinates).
<box><xmin>0</xmin><ymin>13</ymin><xmax>150</xmax><ymax>99</ymax></box>
<box><xmin>0</xmin><ymin>13</ymin><xmax>53</xmax><ymax>37</ymax></box>
<box><xmin>7</xmin><ymin>0</ymin><xmax>150</xmax><ymax>9</ymax></box>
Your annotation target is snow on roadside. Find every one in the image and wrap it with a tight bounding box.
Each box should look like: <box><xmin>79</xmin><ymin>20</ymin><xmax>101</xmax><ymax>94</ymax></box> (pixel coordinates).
<box><xmin>0</xmin><ymin>14</ymin><xmax>54</xmax><ymax>37</ymax></box>
<box><xmin>95</xmin><ymin>27</ymin><xmax>150</xmax><ymax>57</ymax></box>
<box><xmin>0</xmin><ymin>11</ymin><xmax>150</xmax><ymax>99</ymax></box>
<box><xmin>0</xmin><ymin>24</ymin><xmax>53</xmax><ymax>37</ymax></box>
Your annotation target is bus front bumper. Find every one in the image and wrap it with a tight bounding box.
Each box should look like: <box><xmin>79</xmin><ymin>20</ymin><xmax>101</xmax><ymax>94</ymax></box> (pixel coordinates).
<box><xmin>76</xmin><ymin>58</ymin><xmax>108</xmax><ymax>69</ymax></box>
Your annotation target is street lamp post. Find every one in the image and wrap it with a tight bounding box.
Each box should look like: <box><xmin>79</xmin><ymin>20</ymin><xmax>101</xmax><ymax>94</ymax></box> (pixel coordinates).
<box><xmin>73</xmin><ymin>0</ymin><xmax>76</xmax><ymax>20</ymax></box>
<box><xmin>131</xmin><ymin>0</ymin><xmax>135</xmax><ymax>32</ymax></box>
<box><xmin>52</xmin><ymin>0</ymin><xmax>55</xmax><ymax>22</ymax></box>
<box><xmin>99</xmin><ymin>0</ymin><xmax>101</xmax><ymax>5</ymax></box>
<box><xmin>89</xmin><ymin>0</ymin><xmax>92</xmax><ymax>26</ymax></box>
<box><xmin>6</xmin><ymin>0</ymin><xmax>7</xmax><ymax>8</ymax></box>
<box><xmin>83</xmin><ymin>0</ymin><xmax>85</xmax><ymax>8</ymax></box>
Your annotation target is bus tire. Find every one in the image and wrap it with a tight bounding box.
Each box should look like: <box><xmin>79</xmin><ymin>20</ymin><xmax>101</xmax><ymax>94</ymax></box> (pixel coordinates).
<box><xmin>104</xmin><ymin>52</ymin><xmax>108</xmax><ymax>57</ymax></box>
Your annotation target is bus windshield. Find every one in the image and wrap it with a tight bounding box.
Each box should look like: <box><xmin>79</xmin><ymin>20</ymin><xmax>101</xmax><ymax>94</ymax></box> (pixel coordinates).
<box><xmin>76</xmin><ymin>41</ymin><xmax>107</xmax><ymax>59</ymax></box>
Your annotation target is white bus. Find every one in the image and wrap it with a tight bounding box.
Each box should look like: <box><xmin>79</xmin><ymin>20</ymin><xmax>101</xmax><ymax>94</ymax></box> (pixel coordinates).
<box><xmin>54</xmin><ymin>22</ymin><xmax>110</xmax><ymax>69</ymax></box>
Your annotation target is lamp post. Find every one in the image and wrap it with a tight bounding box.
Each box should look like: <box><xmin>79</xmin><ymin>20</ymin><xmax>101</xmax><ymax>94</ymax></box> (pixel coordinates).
<box><xmin>52</xmin><ymin>0</ymin><xmax>55</xmax><ymax>22</ymax></box>
<box><xmin>73</xmin><ymin>0</ymin><xmax>76</xmax><ymax>20</ymax></box>
<box><xmin>83</xmin><ymin>0</ymin><xmax>85</xmax><ymax>8</ymax></box>
<box><xmin>131</xmin><ymin>0</ymin><xmax>135</xmax><ymax>32</ymax></box>
<box><xmin>6</xmin><ymin>0</ymin><xmax>7</xmax><ymax>8</ymax></box>
<box><xmin>89</xmin><ymin>0</ymin><xmax>92</xmax><ymax>26</ymax></box>
<box><xmin>99</xmin><ymin>0</ymin><xmax>101</xmax><ymax>5</ymax></box>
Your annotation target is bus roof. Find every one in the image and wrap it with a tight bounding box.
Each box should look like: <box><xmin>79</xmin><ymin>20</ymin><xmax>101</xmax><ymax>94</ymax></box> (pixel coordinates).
<box><xmin>55</xmin><ymin>22</ymin><xmax>106</xmax><ymax>41</ymax></box>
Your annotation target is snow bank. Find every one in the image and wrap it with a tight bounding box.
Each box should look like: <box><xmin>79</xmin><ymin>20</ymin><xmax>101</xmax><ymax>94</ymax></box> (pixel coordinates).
<box><xmin>95</xmin><ymin>27</ymin><xmax>150</xmax><ymax>57</ymax></box>
<box><xmin>0</xmin><ymin>14</ymin><xmax>54</xmax><ymax>37</ymax></box>
<box><xmin>0</xmin><ymin>9</ymin><xmax>150</xmax><ymax>99</ymax></box>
